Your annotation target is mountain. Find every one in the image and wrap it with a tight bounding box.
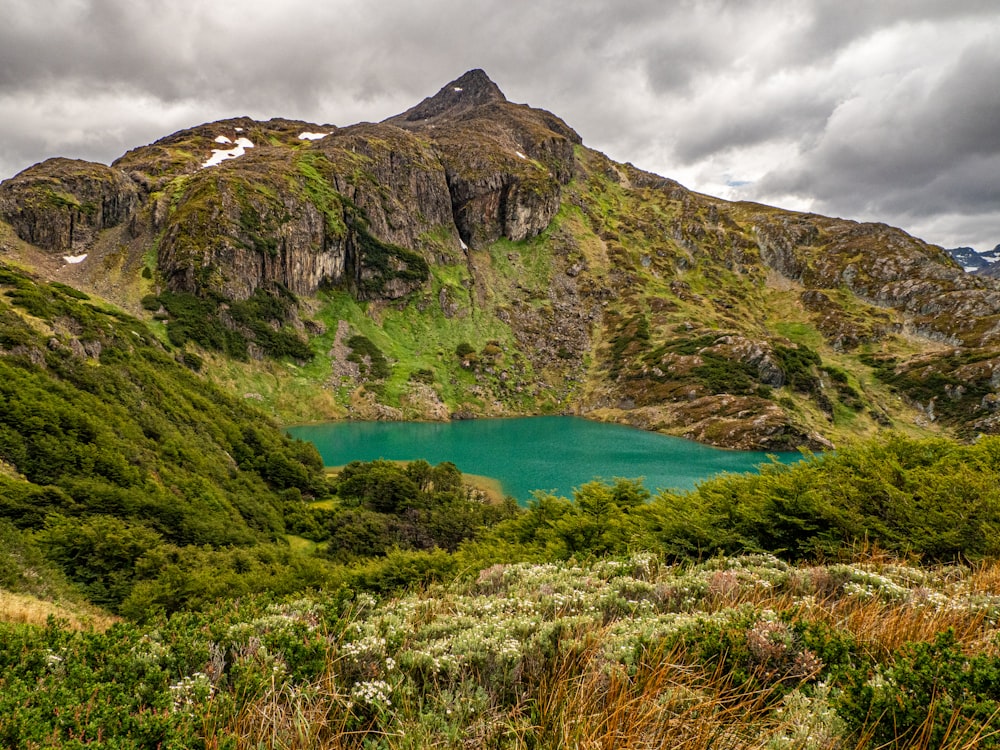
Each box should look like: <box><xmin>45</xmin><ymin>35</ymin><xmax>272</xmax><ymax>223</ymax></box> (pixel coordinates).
<box><xmin>977</xmin><ymin>244</ymin><xmax>1000</xmax><ymax>279</ymax></box>
<box><xmin>980</xmin><ymin>262</ymin><xmax>1000</xmax><ymax>280</ymax></box>
<box><xmin>946</xmin><ymin>246</ymin><xmax>991</xmax><ymax>271</ymax></box>
<box><xmin>945</xmin><ymin>244</ymin><xmax>1000</xmax><ymax>274</ymax></box>
<box><xmin>3</xmin><ymin>69</ymin><xmax>1000</xmax><ymax>449</ymax></box>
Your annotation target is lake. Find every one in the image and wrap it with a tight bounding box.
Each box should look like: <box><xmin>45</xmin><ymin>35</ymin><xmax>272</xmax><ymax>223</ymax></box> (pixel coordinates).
<box><xmin>287</xmin><ymin>416</ymin><xmax>802</xmax><ymax>501</ymax></box>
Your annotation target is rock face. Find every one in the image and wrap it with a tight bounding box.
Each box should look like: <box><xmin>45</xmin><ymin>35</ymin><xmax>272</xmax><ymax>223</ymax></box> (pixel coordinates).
<box><xmin>0</xmin><ymin>158</ymin><xmax>140</xmax><ymax>255</ymax></box>
<box><xmin>3</xmin><ymin>69</ymin><xmax>1000</xmax><ymax>449</ymax></box>
<box><xmin>753</xmin><ymin>215</ymin><xmax>1000</xmax><ymax>347</ymax></box>
<box><xmin>147</xmin><ymin>120</ymin><xmax>452</xmax><ymax>301</ymax></box>
<box><xmin>386</xmin><ymin>69</ymin><xmax>580</xmax><ymax>246</ymax></box>
<box><xmin>61</xmin><ymin>70</ymin><xmax>581</xmax><ymax>302</ymax></box>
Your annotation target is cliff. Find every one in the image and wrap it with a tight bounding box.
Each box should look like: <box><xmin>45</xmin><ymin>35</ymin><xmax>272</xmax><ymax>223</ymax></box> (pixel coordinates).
<box><xmin>2</xmin><ymin>69</ymin><xmax>1000</xmax><ymax>448</ymax></box>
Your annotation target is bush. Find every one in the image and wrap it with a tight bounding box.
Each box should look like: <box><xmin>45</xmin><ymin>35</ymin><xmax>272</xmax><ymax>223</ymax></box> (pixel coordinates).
<box><xmin>643</xmin><ymin>434</ymin><xmax>1000</xmax><ymax>562</ymax></box>
<box><xmin>837</xmin><ymin>630</ymin><xmax>1000</xmax><ymax>748</ymax></box>
<box><xmin>347</xmin><ymin>335</ymin><xmax>390</xmax><ymax>379</ymax></box>
<box><xmin>409</xmin><ymin>368</ymin><xmax>435</xmax><ymax>384</ymax></box>
<box><xmin>325</xmin><ymin>460</ymin><xmax>519</xmax><ymax>561</ymax></box>
<box><xmin>179</xmin><ymin>351</ymin><xmax>203</xmax><ymax>371</ymax></box>
<box><xmin>153</xmin><ymin>286</ymin><xmax>313</xmax><ymax>362</ymax></box>
<box><xmin>353</xmin><ymin>224</ymin><xmax>429</xmax><ymax>298</ymax></box>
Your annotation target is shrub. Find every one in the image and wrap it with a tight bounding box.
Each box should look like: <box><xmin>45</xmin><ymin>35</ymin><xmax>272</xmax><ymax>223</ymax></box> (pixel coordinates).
<box><xmin>837</xmin><ymin>630</ymin><xmax>1000</xmax><ymax>748</ymax></box>
<box><xmin>409</xmin><ymin>368</ymin><xmax>435</xmax><ymax>384</ymax></box>
<box><xmin>346</xmin><ymin>335</ymin><xmax>390</xmax><ymax>379</ymax></box>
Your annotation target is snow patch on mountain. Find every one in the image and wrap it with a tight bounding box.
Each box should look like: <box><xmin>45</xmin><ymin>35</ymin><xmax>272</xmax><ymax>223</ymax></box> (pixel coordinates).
<box><xmin>202</xmin><ymin>137</ymin><xmax>254</xmax><ymax>168</ymax></box>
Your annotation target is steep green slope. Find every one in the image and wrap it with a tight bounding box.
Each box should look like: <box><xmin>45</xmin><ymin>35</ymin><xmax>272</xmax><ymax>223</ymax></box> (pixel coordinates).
<box><xmin>0</xmin><ymin>262</ymin><xmax>329</xmax><ymax>608</ymax></box>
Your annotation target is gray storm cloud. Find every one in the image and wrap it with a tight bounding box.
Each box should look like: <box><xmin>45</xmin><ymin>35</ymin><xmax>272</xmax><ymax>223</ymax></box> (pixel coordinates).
<box><xmin>1</xmin><ymin>0</ymin><xmax>997</xmax><ymax>250</ymax></box>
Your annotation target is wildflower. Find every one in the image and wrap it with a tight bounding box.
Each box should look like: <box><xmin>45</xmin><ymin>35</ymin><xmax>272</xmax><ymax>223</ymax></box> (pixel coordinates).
<box><xmin>350</xmin><ymin>679</ymin><xmax>392</xmax><ymax>707</ymax></box>
<box><xmin>169</xmin><ymin>673</ymin><xmax>215</xmax><ymax>713</ymax></box>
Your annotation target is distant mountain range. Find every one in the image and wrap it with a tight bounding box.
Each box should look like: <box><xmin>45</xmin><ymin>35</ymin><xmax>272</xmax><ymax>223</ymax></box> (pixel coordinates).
<box><xmin>946</xmin><ymin>245</ymin><xmax>1000</xmax><ymax>274</ymax></box>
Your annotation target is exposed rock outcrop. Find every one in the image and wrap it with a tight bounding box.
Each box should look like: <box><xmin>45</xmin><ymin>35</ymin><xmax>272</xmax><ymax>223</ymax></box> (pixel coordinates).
<box><xmin>153</xmin><ymin>121</ymin><xmax>452</xmax><ymax>300</ymax></box>
<box><xmin>0</xmin><ymin>158</ymin><xmax>140</xmax><ymax>255</ymax></box>
<box><xmin>111</xmin><ymin>71</ymin><xmax>580</xmax><ymax>301</ymax></box>
<box><xmin>387</xmin><ymin>69</ymin><xmax>580</xmax><ymax>246</ymax></box>
<box><xmin>754</xmin><ymin>213</ymin><xmax>1000</xmax><ymax>347</ymax></box>
<box><xmin>3</xmin><ymin>69</ymin><xmax>1000</xmax><ymax>449</ymax></box>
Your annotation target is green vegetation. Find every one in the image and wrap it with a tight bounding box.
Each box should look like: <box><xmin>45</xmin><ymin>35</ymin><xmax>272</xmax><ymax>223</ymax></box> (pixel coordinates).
<box><xmin>4</xmin><ymin>295</ymin><xmax>1000</xmax><ymax>750</ymax></box>
<box><xmin>297</xmin><ymin>152</ymin><xmax>349</xmax><ymax>239</ymax></box>
<box><xmin>352</xmin><ymin>224</ymin><xmax>430</xmax><ymax>299</ymax></box>
<box><xmin>608</xmin><ymin>312</ymin><xmax>651</xmax><ymax>378</ymax></box>
<box><xmin>233</xmin><ymin>179</ymin><xmax>286</xmax><ymax>257</ymax></box>
<box><xmin>319</xmin><ymin>459</ymin><xmax>519</xmax><ymax>563</ymax></box>
<box><xmin>0</xmin><ymin>264</ymin><xmax>327</xmax><ymax>613</ymax></box>
<box><xmin>862</xmin><ymin>350</ymin><xmax>998</xmax><ymax>431</ymax></box>
<box><xmin>301</xmin><ymin>267</ymin><xmax>546</xmax><ymax>415</ymax></box>
<box><xmin>148</xmin><ymin>286</ymin><xmax>313</xmax><ymax>362</ymax></box>
<box><xmin>346</xmin><ymin>334</ymin><xmax>390</xmax><ymax>380</ymax></box>
<box><xmin>772</xmin><ymin>343</ymin><xmax>821</xmax><ymax>394</ymax></box>
<box><xmin>6</xmin><ymin>546</ymin><xmax>1000</xmax><ymax>747</ymax></box>
<box><xmin>7</xmin><ymin>99</ymin><xmax>1000</xmax><ymax>747</ymax></box>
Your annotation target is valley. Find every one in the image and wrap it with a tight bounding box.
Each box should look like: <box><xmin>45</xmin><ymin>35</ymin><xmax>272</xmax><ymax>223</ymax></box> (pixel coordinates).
<box><xmin>2</xmin><ymin>70</ymin><xmax>998</xmax><ymax>451</ymax></box>
<box><xmin>3</xmin><ymin>68</ymin><xmax>1000</xmax><ymax>748</ymax></box>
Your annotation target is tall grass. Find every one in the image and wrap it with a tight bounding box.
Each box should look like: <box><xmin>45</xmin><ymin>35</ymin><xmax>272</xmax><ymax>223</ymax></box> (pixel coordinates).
<box><xmin>183</xmin><ymin>554</ymin><xmax>1000</xmax><ymax>749</ymax></box>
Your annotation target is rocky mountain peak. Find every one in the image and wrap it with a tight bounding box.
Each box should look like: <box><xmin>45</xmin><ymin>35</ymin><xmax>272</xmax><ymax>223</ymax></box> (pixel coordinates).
<box><xmin>5</xmin><ymin>69</ymin><xmax>1000</xmax><ymax>449</ymax></box>
<box><xmin>390</xmin><ymin>69</ymin><xmax>507</xmax><ymax>124</ymax></box>
<box><xmin>0</xmin><ymin>157</ymin><xmax>140</xmax><ymax>255</ymax></box>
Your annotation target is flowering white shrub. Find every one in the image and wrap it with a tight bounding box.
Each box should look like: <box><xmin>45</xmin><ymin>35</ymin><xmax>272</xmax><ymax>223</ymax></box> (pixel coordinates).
<box><xmin>136</xmin><ymin>552</ymin><xmax>1000</xmax><ymax>747</ymax></box>
<box><xmin>350</xmin><ymin>679</ymin><xmax>392</xmax><ymax>708</ymax></box>
<box><xmin>169</xmin><ymin>672</ymin><xmax>215</xmax><ymax>713</ymax></box>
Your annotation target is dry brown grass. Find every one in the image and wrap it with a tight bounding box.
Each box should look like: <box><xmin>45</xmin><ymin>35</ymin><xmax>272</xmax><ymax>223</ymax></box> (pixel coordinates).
<box><xmin>0</xmin><ymin>588</ymin><xmax>118</xmax><ymax>631</ymax></box>
<box><xmin>228</xmin><ymin>673</ymin><xmax>351</xmax><ymax>750</ymax></box>
<box><xmin>969</xmin><ymin>559</ymin><xmax>1000</xmax><ymax>595</ymax></box>
<box><xmin>533</xmin><ymin>645</ymin><xmax>780</xmax><ymax>749</ymax></box>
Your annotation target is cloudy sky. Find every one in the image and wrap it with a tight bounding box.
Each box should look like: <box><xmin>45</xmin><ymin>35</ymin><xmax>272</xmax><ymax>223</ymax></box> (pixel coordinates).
<box><xmin>2</xmin><ymin>0</ymin><xmax>998</xmax><ymax>250</ymax></box>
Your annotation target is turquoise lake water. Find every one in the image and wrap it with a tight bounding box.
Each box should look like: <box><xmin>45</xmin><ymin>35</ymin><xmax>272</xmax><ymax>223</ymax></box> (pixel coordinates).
<box><xmin>287</xmin><ymin>416</ymin><xmax>801</xmax><ymax>501</ymax></box>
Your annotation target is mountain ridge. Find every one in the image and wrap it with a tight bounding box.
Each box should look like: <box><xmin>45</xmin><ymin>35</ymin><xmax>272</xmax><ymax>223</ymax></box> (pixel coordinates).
<box><xmin>946</xmin><ymin>244</ymin><xmax>1000</xmax><ymax>275</ymax></box>
<box><xmin>2</xmin><ymin>69</ymin><xmax>1000</xmax><ymax>449</ymax></box>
